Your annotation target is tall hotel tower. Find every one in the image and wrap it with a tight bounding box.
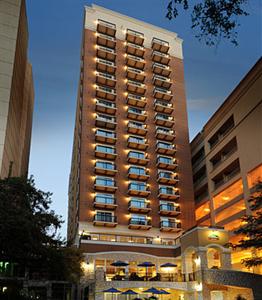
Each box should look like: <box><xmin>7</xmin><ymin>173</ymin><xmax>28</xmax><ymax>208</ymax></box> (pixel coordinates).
<box><xmin>68</xmin><ymin>4</ymin><xmax>195</xmax><ymax>261</ymax></box>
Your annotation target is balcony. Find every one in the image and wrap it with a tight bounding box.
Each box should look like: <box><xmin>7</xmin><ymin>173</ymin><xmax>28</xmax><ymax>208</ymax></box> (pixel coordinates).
<box><xmin>128</xmin><ymin>183</ymin><xmax>150</xmax><ymax>197</ymax></box>
<box><xmin>127</xmin><ymin>151</ymin><xmax>149</xmax><ymax>166</ymax></box>
<box><xmin>126</xmin><ymin>42</ymin><xmax>145</xmax><ymax>57</ymax></box>
<box><xmin>126</xmin><ymin>54</ymin><xmax>145</xmax><ymax>70</ymax></box>
<box><xmin>96</xmin><ymin>45</ymin><xmax>116</xmax><ymax>61</ymax></box>
<box><xmin>157</xmin><ymin>157</ymin><xmax>177</xmax><ymax>170</ymax></box>
<box><xmin>127</xmin><ymin>136</ymin><xmax>148</xmax><ymax>150</ymax></box>
<box><xmin>93</xmin><ymin>214</ymin><xmax>117</xmax><ymax>227</ymax></box>
<box><xmin>160</xmin><ymin>220</ymin><xmax>182</xmax><ymax>232</ymax></box>
<box><xmin>154</xmin><ymin>87</ymin><xmax>173</xmax><ymax>101</ymax></box>
<box><xmin>96</xmin><ymin>33</ymin><xmax>116</xmax><ymax>49</ymax></box>
<box><xmin>152</xmin><ymin>51</ymin><xmax>170</xmax><ymax>65</ymax></box>
<box><xmin>95</xmin><ymin>129</ymin><xmax>116</xmax><ymax>145</ymax></box>
<box><xmin>95</xmin><ymin>162</ymin><xmax>117</xmax><ymax>176</ymax></box>
<box><xmin>154</xmin><ymin>100</ymin><xmax>174</xmax><ymax>114</ymax></box>
<box><xmin>152</xmin><ymin>62</ymin><xmax>171</xmax><ymax>77</ymax></box>
<box><xmin>155</xmin><ymin>127</ymin><xmax>175</xmax><ymax>142</ymax></box>
<box><xmin>95</xmin><ymin>99</ymin><xmax>116</xmax><ymax>115</ymax></box>
<box><xmin>155</xmin><ymin>114</ymin><xmax>174</xmax><ymax>128</ymax></box>
<box><xmin>128</xmin><ymin>167</ymin><xmax>149</xmax><ymax>181</ymax></box>
<box><xmin>126</xmin><ymin>93</ymin><xmax>146</xmax><ymax>108</ymax></box>
<box><xmin>95</xmin><ymin>114</ymin><xmax>116</xmax><ymax>129</ymax></box>
<box><xmin>126</xmin><ymin>67</ymin><xmax>145</xmax><ymax>82</ymax></box>
<box><xmin>153</xmin><ymin>74</ymin><xmax>172</xmax><ymax>89</ymax></box>
<box><xmin>128</xmin><ymin>218</ymin><xmax>152</xmax><ymax>230</ymax></box>
<box><xmin>127</xmin><ymin>121</ymin><xmax>147</xmax><ymax>136</ymax></box>
<box><xmin>95</xmin><ymin>146</ymin><xmax>117</xmax><ymax>160</ymax></box>
<box><xmin>157</xmin><ymin>172</ymin><xmax>179</xmax><ymax>185</ymax></box>
<box><xmin>127</xmin><ymin>107</ymin><xmax>147</xmax><ymax>122</ymax></box>
<box><xmin>96</xmin><ymin>58</ymin><xmax>116</xmax><ymax>74</ymax></box>
<box><xmin>156</xmin><ymin>142</ymin><xmax>176</xmax><ymax>155</ymax></box>
<box><xmin>128</xmin><ymin>200</ymin><xmax>151</xmax><ymax>213</ymax></box>
<box><xmin>94</xmin><ymin>196</ymin><xmax>117</xmax><ymax>209</ymax></box>
<box><xmin>159</xmin><ymin>204</ymin><xmax>181</xmax><ymax>216</ymax></box>
<box><xmin>126</xmin><ymin>29</ymin><xmax>144</xmax><ymax>45</ymax></box>
<box><xmin>158</xmin><ymin>187</ymin><xmax>180</xmax><ymax>200</ymax></box>
<box><xmin>97</xmin><ymin>19</ymin><xmax>116</xmax><ymax>37</ymax></box>
<box><xmin>94</xmin><ymin>178</ymin><xmax>117</xmax><ymax>192</ymax></box>
<box><xmin>152</xmin><ymin>38</ymin><xmax>169</xmax><ymax>53</ymax></box>
<box><xmin>96</xmin><ymin>72</ymin><xmax>116</xmax><ymax>87</ymax></box>
<box><xmin>126</xmin><ymin>80</ymin><xmax>146</xmax><ymax>95</ymax></box>
<box><xmin>96</xmin><ymin>85</ymin><xmax>116</xmax><ymax>101</ymax></box>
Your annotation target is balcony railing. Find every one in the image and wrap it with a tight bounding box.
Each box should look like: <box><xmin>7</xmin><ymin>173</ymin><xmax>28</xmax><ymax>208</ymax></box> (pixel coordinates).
<box><xmin>154</xmin><ymin>87</ymin><xmax>173</xmax><ymax>101</ymax></box>
<box><xmin>95</xmin><ymin>162</ymin><xmax>117</xmax><ymax>176</ymax></box>
<box><xmin>95</xmin><ymin>115</ymin><xmax>116</xmax><ymax>129</ymax></box>
<box><xmin>128</xmin><ymin>218</ymin><xmax>152</xmax><ymax>229</ymax></box>
<box><xmin>127</xmin><ymin>80</ymin><xmax>146</xmax><ymax>95</ymax></box>
<box><xmin>126</xmin><ymin>67</ymin><xmax>145</xmax><ymax>82</ymax></box>
<box><xmin>96</xmin><ymin>99</ymin><xmax>116</xmax><ymax>115</ymax></box>
<box><xmin>128</xmin><ymin>183</ymin><xmax>150</xmax><ymax>196</ymax></box>
<box><xmin>95</xmin><ymin>130</ymin><xmax>116</xmax><ymax>144</ymax></box>
<box><xmin>155</xmin><ymin>127</ymin><xmax>175</xmax><ymax>141</ymax></box>
<box><xmin>95</xmin><ymin>146</ymin><xmax>117</xmax><ymax>160</ymax></box>
<box><xmin>127</xmin><ymin>121</ymin><xmax>147</xmax><ymax>136</ymax></box>
<box><xmin>155</xmin><ymin>114</ymin><xmax>174</xmax><ymax>127</ymax></box>
<box><xmin>94</xmin><ymin>196</ymin><xmax>117</xmax><ymax>209</ymax></box>
<box><xmin>152</xmin><ymin>37</ymin><xmax>170</xmax><ymax>53</ymax></box>
<box><xmin>154</xmin><ymin>100</ymin><xmax>173</xmax><ymax>114</ymax></box>
<box><xmin>128</xmin><ymin>168</ymin><xmax>149</xmax><ymax>181</ymax></box>
<box><xmin>93</xmin><ymin>214</ymin><xmax>117</xmax><ymax>226</ymax></box>
<box><xmin>126</xmin><ymin>93</ymin><xmax>146</xmax><ymax>108</ymax></box>
<box><xmin>96</xmin><ymin>58</ymin><xmax>116</xmax><ymax>74</ymax></box>
<box><xmin>157</xmin><ymin>157</ymin><xmax>177</xmax><ymax>170</ymax></box>
<box><xmin>152</xmin><ymin>62</ymin><xmax>171</xmax><ymax>77</ymax></box>
<box><xmin>156</xmin><ymin>142</ymin><xmax>176</xmax><ymax>155</ymax></box>
<box><xmin>158</xmin><ymin>188</ymin><xmax>180</xmax><ymax>200</ymax></box>
<box><xmin>158</xmin><ymin>172</ymin><xmax>179</xmax><ymax>185</ymax></box>
<box><xmin>96</xmin><ymin>71</ymin><xmax>116</xmax><ymax>87</ymax></box>
<box><xmin>97</xmin><ymin>19</ymin><xmax>116</xmax><ymax>37</ymax></box>
<box><xmin>96</xmin><ymin>45</ymin><xmax>116</xmax><ymax>61</ymax></box>
<box><xmin>126</xmin><ymin>29</ymin><xmax>144</xmax><ymax>45</ymax></box>
<box><xmin>153</xmin><ymin>74</ymin><xmax>172</xmax><ymax>89</ymax></box>
<box><xmin>96</xmin><ymin>85</ymin><xmax>116</xmax><ymax>101</ymax></box>
<box><xmin>126</xmin><ymin>42</ymin><xmax>145</xmax><ymax>57</ymax></box>
<box><xmin>127</xmin><ymin>108</ymin><xmax>147</xmax><ymax>121</ymax></box>
<box><xmin>159</xmin><ymin>204</ymin><xmax>181</xmax><ymax>216</ymax></box>
<box><xmin>97</xmin><ymin>33</ymin><xmax>116</xmax><ymax>49</ymax></box>
<box><xmin>127</xmin><ymin>152</ymin><xmax>148</xmax><ymax>166</ymax></box>
<box><xmin>128</xmin><ymin>200</ymin><xmax>150</xmax><ymax>211</ymax></box>
<box><xmin>160</xmin><ymin>220</ymin><xmax>182</xmax><ymax>232</ymax></box>
<box><xmin>126</xmin><ymin>54</ymin><xmax>145</xmax><ymax>70</ymax></box>
<box><xmin>152</xmin><ymin>50</ymin><xmax>170</xmax><ymax>65</ymax></box>
<box><xmin>127</xmin><ymin>137</ymin><xmax>148</xmax><ymax>150</ymax></box>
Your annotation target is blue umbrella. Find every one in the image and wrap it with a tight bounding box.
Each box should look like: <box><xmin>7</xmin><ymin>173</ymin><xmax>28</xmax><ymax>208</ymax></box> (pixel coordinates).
<box><xmin>111</xmin><ymin>261</ymin><xmax>129</xmax><ymax>267</ymax></box>
<box><xmin>103</xmin><ymin>287</ymin><xmax>121</xmax><ymax>300</ymax></box>
<box><xmin>160</xmin><ymin>289</ymin><xmax>170</xmax><ymax>294</ymax></box>
<box><xmin>138</xmin><ymin>262</ymin><xmax>155</xmax><ymax>280</ymax></box>
<box><xmin>143</xmin><ymin>287</ymin><xmax>163</xmax><ymax>294</ymax></box>
<box><xmin>122</xmin><ymin>289</ymin><xmax>138</xmax><ymax>300</ymax></box>
<box><xmin>160</xmin><ymin>262</ymin><xmax>177</xmax><ymax>281</ymax></box>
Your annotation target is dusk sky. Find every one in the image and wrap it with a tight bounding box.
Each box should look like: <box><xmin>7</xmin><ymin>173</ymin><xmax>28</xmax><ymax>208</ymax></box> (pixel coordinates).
<box><xmin>27</xmin><ymin>0</ymin><xmax>261</xmax><ymax>237</ymax></box>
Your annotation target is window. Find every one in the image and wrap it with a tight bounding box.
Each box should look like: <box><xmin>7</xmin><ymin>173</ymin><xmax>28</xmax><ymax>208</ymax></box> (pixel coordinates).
<box><xmin>156</xmin><ymin>113</ymin><xmax>172</xmax><ymax>120</ymax></box>
<box><xmin>95</xmin><ymin>161</ymin><xmax>115</xmax><ymax>170</ymax></box>
<box><xmin>96</xmin><ymin>113</ymin><xmax>115</xmax><ymax>122</ymax></box>
<box><xmin>96</xmin><ymin>99</ymin><xmax>115</xmax><ymax>108</ymax></box>
<box><xmin>129</xmin><ymin>181</ymin><xmax>147</xmax><ymax>191</ymax></box>
<box><xmin>195</xmin><ymin>201</ymin><xmax>210</xmax><ymax>221</ymax></box>
<box><xmin>96</xmin><ymin>129</ymin><xmax>115</xmax><ymax>138</ymax></box>
<box><xmin>128</xmin><ymin>151</ymin><xmax>145</xmax><ymax>159</ymax></box>
<box><xmin>95</xmin><ymin>211</ymin><xmax>115</xmax><ymax>222</ymax></box>
<box><xmin>161</xmin><ymin>217</ymin><xmax>177</xmax><ymax>227</ymax></box>
<box><xmin>95</xmin><ymin>193</ymin><xmax>115</xmax><ymax>204</ymax></box>
<box><xmin>157</xmin><ymin>141</ymin><xmax>174</xmax><ymax>149</ymax></box>
<box><xmin>159</xmin><ymin>186</ymin><xmax>174</xmax><ymax>194</ymax></box>
<box><xmin>158</xmin><ymin>171</ymin><xmax>173</xmax><ymax>179</ymax></box>
<box><xmin>128</xmin><ymin>121</ymin><xmax>145</xmax><ymax>128</ymax></box>
<box><xmin>128</xmin><ymin>107</ymin><xmax>144</xmax><ymax>114</ymax></box>
<box><xmin>129</xmin><ymin>166</ymin><xmax>146</xmax><ymax>175</ymax></box>
<box><xmin>215</xmin><ymin>199</ymin><xmax>246</xmax><ymax>223</ymax></box>
<box><xmin>160</xmin><ymin>201</ymin><xmax>175</xmax><ymax>211</ymax></box>
<box><xmin>96</xmin><ymin>145</ymin><xmax>115</xmax><ymax>154</ymax></box>
<box><xmin>95</xmin><ymin>176</ymin><xmax>115</xmax><ymax>186</ymax></box>
<box><xmin>158</xmin><ymin>156</ymin><xmax>173</xmax><ymax>164</ymax></box>
<box><xmin>213</xmin><ymin>179</ymin><xmax>243</xmax><ymax>209</ymax></box>
<box><xmin>129</xmin><ymin>197</ymin><xmax>147</xmax><ymax>208</ymax></box>
<box><xmin>130</xmin><ymin>214</ymin><xmax>147</xmax><ymax>225</ymax></box>
<box><xmin>247</xmin><ymin>164</ymin><xmax>262</xmax><ymax>188</ymax></box>
<box><xmin>128</xmin><ymin>136</ymin><xmax>145</xmax><ymax>143</ymax></box>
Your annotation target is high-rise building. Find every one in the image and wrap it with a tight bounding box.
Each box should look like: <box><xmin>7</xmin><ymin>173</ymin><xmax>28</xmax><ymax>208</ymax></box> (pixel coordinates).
<box><xmin>191</xmin><ymin>58</ymin><xmax>262</xmax><ymax>273</ymax></box>
<box><xmin>0</xmin><ymin>0</ymin><xmax>34</xmax><ymax>178</ymax></box>
<box><xmin>68</xmin><ymin>5</ymin><xmax>262</xmax><ymax>300</ymax></box>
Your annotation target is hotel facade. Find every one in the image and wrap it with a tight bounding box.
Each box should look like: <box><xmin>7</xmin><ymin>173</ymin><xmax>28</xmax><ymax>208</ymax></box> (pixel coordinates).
<box><xmin>191</xmin><ymin>58</ymin><xmax>262</xmax><ymax>275</ymax></box>
<box><xmin>68</xmin><ymin>5</ymin><xmax>262</xmax><ymax>300</ymax></box>
<box><xmin>0</xmin><ymin>0</ymin><xmax>34</xmax><ymax>178</ymax></box>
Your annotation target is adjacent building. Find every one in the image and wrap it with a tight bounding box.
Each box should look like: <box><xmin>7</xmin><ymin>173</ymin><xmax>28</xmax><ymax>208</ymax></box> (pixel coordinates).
<box><xmin>191</xmin><ymin>58</ymin><xmax>262</xmax><ymax>273</ymax></box>
<box><xmin>0</xmin><ymin>0</ymin><xmax>34</xmax><ymax>178</ymax></box>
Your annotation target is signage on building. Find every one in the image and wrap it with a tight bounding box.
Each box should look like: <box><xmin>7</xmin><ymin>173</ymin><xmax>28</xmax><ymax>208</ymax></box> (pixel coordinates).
<box><xmin>208</xmin><ymin>232</ymin><xmax>219</xmax><ymax>241</ymax></box>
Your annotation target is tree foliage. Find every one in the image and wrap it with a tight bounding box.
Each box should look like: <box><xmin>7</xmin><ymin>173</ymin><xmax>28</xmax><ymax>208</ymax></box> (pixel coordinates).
<box><xmin>234</xmin><ymin>181</ymin><xmax>262</xmax><ymax>268</ymax></box>
<box><xmin>0</xmin><ymin>176</ymin><xmax>83</xmax><ymax>283</ymax></box>
<box><xmin>166</xmin><ymin>0</ymin><xmax>249</xmax><ymax>46</ymax></box>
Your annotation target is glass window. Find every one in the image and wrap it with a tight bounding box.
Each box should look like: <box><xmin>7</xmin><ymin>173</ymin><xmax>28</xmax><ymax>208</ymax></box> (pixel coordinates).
<box><xmin>95</xmin><ymin>176</ymin><xmax>114</xmax><ymax>186</ymax></box>
<box><xmin>96</xmin><ymin>161</ymin><xmax>115</xmax><ymax>170</ymax></box>
<box><xmin>95</xmin><ymin>193</ymin><xmax>114</xmax><ymax>204</ymax></box>
<box><xmin>213</xmin><ymin>179</ymin><xmax>243</xmax><ymax>209</ymax></box>
<box><xmin>129</xmin><ymin>166</ymin><xmax>146</xmax><ymax>175</ymax></box>
<box><xmin>157</xmin><ymin>141</ymin><xmax>173</xmax><ymax>149</ymax></box>
<box><xmin>158</xmin><ymin>156</ymin><xmax>172</xmax><ymax>164</ymax></box>
<box><xmin>96</xmin><ymin>145</ymin><xmax>115</xmax><ymax>154</ymax></box>
<box><xmin>96</xmin><ymin>211</ymin><xmax>114</xmax><ymax>222</ymax></box>
<box><xmin>159</xmin><ymin>186</ymin><xmax>174</xmax><ymax>194</ymax></box>
<box><xmin>128</xmin><ymin>151</ymin><xmax>145</xmax><ymax>159</ymax></box>
<box><xmin>97</xmin><ymin>113</ymin><xmax>115</xmax><ymax>122</ymax></box>
<box><xmin>129</xmin><ymin>198</ymin><xmax>147</xmax><ymax>208</ymax></box>
<box><xmin>129</xmin><ymin>181</ymin><xmax>146</xmax><ymax>190</ymax></box>
<box><xmin>128</xmin><ymin>107</ymin><xmax>143</xmax><ymax>114</ymax></box>
<box><xmin>128</xmin><ymin>136</ymin><xmax>145</xmax><ymax>143</ymax></box>
<box><xmin>215</xmin><ymin>199</ymin><xmax>246</xmax><ymax>223</ymax></box>
<box><xmin>195</xmin><ymin>201</ymin><xmax>210</xmax><ymax>221</ymax></box>
<box><xmin>247</xmin><ymin>164</ymin><xmax>262</xmax><ymax>188</ymax></box>
<box><xmin>96</xmin><ymin>129</ymin><xmax>115</xmax><ymax>138</ymax></box>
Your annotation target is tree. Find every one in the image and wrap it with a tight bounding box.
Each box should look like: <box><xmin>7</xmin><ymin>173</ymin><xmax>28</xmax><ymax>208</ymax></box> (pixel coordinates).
<box><xmin>0</xmin><ymin>176</ymin><xmax>83</xmax><ymax>283</ymax></box>
<box><xmin>166</xmin><ymin>0</ymin><xmax>249</xmax><ymax>46</ymax></box>
<box><xmin>234</xmin><ymin>181</ymin><xmax>262</xmax><ymax>268</ymax></box>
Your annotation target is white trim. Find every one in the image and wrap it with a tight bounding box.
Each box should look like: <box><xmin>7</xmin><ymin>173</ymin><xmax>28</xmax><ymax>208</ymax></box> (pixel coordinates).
<box><xmin>84</xmin><ymin>250</ymin><xmax>178</xmax><ymax>258</ymax></box>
